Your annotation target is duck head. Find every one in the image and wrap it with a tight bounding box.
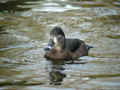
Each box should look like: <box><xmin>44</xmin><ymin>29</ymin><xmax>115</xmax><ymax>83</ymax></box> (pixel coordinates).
<box><xmin>44</xmin><ymin>27</ymin><xmax>65</xmax><ymax>51</ymax></box>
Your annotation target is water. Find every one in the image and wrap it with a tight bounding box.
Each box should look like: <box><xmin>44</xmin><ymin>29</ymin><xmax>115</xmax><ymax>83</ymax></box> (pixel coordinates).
<box><xmin>0</xmin><ymin>0</ymin><xmax>120</xmax><ymax>90</ymax></box>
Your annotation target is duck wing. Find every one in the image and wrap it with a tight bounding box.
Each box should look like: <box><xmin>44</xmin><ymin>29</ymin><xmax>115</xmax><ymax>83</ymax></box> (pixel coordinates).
<box><xmin>65</xmin><ymin>39</ymin><xmax>84</xmax><ymax>52</ymax></box>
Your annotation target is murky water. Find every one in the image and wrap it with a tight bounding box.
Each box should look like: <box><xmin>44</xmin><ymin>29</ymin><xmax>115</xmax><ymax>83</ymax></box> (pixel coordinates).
<box><xmin>0</xmin><ymin>0</ymin><xmax>120</xmax><ymax>90</ymax></box>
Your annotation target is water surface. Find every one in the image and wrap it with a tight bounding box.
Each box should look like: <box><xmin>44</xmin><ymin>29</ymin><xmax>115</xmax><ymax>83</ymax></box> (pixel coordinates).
<box><xmin>0</xmin><ymin>0</ymin><xmax>120</xmax><ymax>90</ymax></box>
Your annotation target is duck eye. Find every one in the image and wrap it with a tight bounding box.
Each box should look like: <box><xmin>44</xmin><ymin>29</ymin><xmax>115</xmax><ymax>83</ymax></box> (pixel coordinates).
<box><xmin>57</xmin><ymin>35</ymin><xmax>62</xmax><ymax>39</ymax></box>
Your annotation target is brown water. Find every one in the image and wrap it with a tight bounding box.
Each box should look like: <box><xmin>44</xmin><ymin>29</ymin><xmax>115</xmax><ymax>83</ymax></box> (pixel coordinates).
<box><xmin>0</xmin><ymin>0</ymin><xmax>120</xmax><ymax>90</ymax></box>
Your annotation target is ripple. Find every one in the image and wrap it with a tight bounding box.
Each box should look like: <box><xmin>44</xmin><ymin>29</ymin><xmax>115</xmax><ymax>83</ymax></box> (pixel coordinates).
<box><xmin>26</xmin><ymin>87</ymin><xmax>74</xmax><ymax>90</ymax></box>
<box><xmin>42</xmin><ymin>3</ymin><xmax>60</xmax><ymax>6</ymax></box>
<box><xmin>106</xmin><ymin>33</ymin><xmax>120</xmax><ymax>39</ymax></box>
<box><xmin>0</xmin><ymin>43</ymin><xmax>33</xmax><ymax>51</ymax></box>
<box><xmin>32</xmin><ymin>4</ymin><xmax>80</xmax><ymax>12</ymax></box>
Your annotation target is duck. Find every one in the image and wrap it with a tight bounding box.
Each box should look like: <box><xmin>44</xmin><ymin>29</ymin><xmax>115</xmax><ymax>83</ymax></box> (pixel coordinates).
<box><xmin>44</xmin><ymin>27</ymin><xmax>93</xmax><ymax>60</ymax></box>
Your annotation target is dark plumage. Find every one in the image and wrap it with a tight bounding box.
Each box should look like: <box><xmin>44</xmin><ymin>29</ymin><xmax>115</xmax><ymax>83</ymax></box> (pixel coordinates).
<box><xmin>44</xmin><ymin>27</ymin><xmax>93</xmax><ymax>60</ymax></box>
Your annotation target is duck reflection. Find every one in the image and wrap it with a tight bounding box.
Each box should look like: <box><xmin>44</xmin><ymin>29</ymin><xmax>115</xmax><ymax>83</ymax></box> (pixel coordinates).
<box><xmin>48</xmin><ymin>60</ymin><xmax>66</xmax><ymax>85</ymax></box>
<box><xmin>46</xmin><ymin>59</ymin><xmax>87</xmax><ymax>85</ymax></box>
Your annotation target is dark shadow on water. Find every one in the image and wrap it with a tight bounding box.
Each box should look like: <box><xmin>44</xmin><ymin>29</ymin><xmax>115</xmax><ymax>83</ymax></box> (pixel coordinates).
<box><xmin>0</xmin><ymin>0</ymin><xmax>43</xmax><ymax>13</ymax></box>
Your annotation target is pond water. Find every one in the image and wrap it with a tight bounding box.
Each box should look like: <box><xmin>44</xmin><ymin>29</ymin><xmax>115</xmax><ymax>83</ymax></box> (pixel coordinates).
<box><xmin>0</xmin><ymin>0</ymin><xmax>120</xmax><ymax>90</ymax></box>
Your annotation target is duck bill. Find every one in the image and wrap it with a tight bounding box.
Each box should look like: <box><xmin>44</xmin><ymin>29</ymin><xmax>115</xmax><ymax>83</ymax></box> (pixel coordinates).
<box><xmin>44</xmin><ymin>39</ymin><xmax>54</xmax><ymax>51</ymax></box>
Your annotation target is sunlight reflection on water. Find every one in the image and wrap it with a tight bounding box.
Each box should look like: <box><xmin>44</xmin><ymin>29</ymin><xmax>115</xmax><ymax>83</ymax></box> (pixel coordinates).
<box><xmin>32</xmin><ymin>5</ymin><xmax>80</xmax><ymax>12</ymax></box>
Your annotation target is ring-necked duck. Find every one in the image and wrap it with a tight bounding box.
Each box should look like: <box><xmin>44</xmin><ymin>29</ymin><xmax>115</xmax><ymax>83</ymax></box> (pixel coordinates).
<box><xmin>44</xmin><ymin>27</ymin><xmax>93</xmax><ymax>60</ymax></box>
